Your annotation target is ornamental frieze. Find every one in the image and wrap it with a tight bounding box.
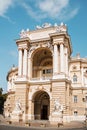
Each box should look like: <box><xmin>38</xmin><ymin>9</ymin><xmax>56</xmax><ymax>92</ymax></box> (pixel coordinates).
<box><xmin>28</xmin><ymin>41</ymin><xmax>53</xmax><ymax>57</ymax></box>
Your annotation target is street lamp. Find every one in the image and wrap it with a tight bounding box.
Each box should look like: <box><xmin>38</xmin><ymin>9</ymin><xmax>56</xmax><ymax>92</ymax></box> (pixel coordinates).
<box><xmin>82</xmin><ymin>96</ymin><xmax>87</xmax><ymax>128</ymax></box>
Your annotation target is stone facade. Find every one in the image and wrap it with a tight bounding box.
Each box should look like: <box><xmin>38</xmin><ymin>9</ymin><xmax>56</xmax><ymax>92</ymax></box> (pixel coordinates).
<box><xmin>4</xmin><ymin>23</ymin><xmax>87</xmax><ymax>124</ymax></box>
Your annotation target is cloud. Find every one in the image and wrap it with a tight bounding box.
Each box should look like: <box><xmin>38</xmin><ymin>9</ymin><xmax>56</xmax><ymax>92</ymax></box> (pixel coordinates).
<box><xmin>38</xmin><ymin>0</ymin><xmax>69</xmax><ymax>17</ymax></box>
<box><xmin>21</xmin><ymin>0</ymin><xmax>79</xmax><ymax>21</ymax></box>
<box><xmin>0</xmin><ymin>0</ymin><xmax>13</xmax><ymax>16</ymax></box>
<box><xmin>0</xmin><ymin>0</ymin><xmax>16</xmax><ymax>23</ymax></box>
<box><xmin>0</xmin><ymin>0</ymin><xmax>79</xmax><ymax>22</ymax></box>
<box><xmin>21</xmin><ymin>2</ymin><xmax>47</xmax><ymax>21</ymax></box>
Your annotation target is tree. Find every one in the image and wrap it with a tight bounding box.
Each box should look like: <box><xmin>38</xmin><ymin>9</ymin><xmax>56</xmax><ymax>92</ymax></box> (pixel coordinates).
<box><xmin>0</xmin><ymin>88</ymin><xmax>7</xmax><ymax>114</ymax></box>
<box><xmin>0</xmin><ymin>88</ymin><xmax>3</xmax><ymax>95</ymax></box>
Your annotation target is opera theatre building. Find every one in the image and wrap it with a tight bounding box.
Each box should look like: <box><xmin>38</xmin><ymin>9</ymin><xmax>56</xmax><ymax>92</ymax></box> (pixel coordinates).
<box><xmin>4</xmin><ymin>23</ymin><xmax>87</xmax><ymax>125</ymax></box>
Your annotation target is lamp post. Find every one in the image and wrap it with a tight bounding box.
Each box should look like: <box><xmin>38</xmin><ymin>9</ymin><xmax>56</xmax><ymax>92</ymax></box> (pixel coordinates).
<box><xmin>83</xmin><ymin>96</ymin><xmax>87</xmax><ymax>128</ymax></box>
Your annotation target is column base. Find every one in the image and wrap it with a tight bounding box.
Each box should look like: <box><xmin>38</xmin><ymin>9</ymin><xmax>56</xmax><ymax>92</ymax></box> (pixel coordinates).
<box><xmin>53</xmin><ymin>74</ymin><xmax>65</xmax><ymax>79</ymax></box>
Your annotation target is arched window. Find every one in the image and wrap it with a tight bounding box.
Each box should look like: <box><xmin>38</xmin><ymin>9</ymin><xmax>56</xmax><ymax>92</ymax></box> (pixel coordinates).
<box><xmin>74</xmin><ymin>110</ymin><xmax>78</xmax><ymax>116</ymax></box>
<box><xmin>73</xmin><ymin>74</ymin><xmax>77</xmax><ymax>83</ymax></box>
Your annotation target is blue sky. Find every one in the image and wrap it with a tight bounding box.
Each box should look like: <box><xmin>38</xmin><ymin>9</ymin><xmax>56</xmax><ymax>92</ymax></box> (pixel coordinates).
<box><xmin>0</xmin><ymin>0</ymin><xmax>87</xmax><ymax>92</ymax></box>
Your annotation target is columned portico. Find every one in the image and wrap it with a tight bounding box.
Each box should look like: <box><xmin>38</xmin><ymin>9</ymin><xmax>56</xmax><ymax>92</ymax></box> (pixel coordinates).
<box><xmin>16</xmin><ymin>38</ymin><xmax>29</xmax><ymax>79</ymax></box>
<box><xmin>53</xmin><ymin>42</ymin><xmax>66</xmax><ymax>77</ymax></box>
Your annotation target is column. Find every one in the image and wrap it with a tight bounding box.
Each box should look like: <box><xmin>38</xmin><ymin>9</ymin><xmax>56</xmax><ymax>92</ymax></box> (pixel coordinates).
<box><xmin>65</xmin><ymin>48</ymin><xmax>68</xmax><ymax>75</ymax></box>
<box><xmin>53</xmin><ymin>44</ymin><xmax>59</xmax><ymax>75</ymax></box>
<box><xmin>40</xmin><ymin>69</ymin><xmax>42</xmax><ymax>79</ymax></box>
<box><xmin>81</xmin><ymin>67</ymin><xmax>84</xmax><ymax>87</ymax></box>
<box><xmin>18</xmin><ymin>49</ymin><xmax>23</xmax><ymax>76</ymax></box>
<box><xmin>23</xmin><ymin>48</ymin><xmax>28</xmax><ymax>77</ymax></box>
<box><xmin>60</xmin><ymin>43</ymin><xmax>64</xmax><ymax>73</ymax></box>
<box><xmin>28</xmin><ymin>58</ymin><xmax>32</xmax><ymax>80</ymax></box>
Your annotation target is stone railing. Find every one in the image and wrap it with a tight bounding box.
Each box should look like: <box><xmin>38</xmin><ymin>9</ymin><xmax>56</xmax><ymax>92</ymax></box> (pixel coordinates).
<box><xmin>30</xmin><ymin>76</ymin><xmax>52</xmax><ymax>81</ymax></box>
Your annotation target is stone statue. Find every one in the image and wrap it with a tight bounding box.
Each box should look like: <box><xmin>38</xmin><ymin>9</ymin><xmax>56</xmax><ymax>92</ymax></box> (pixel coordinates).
<box><xmin>15</xmin><ymin>99</ymin><xmax>22</xmax><ymax>111</ymax></box>
<box><xmin>42</xmin><ymin>23</ymin><xmax>51</xmax><ymax>28</ymax></box>
<box><xmin>11</xmin><ymin>98</ymin><xmax>23</xmax><ymax>115</ymax></box>
<box><xmin>20</xmin><ymin>29</ymin><xmax>29</xmax><ymax>38</ymax></box>
<box><xmin>52</xmin><ymin>99</ymin><xmax>63</xmax><ymax>122</ymax></box>
<box><xmin>36</xmin><ymin>25</ymin><xmax>42</xmax><ymax>29</ymax></box>
<box><xmin>54</xmin><ymin>99</ymin><xmax>63</xmax><ymax>112</ymax></box>
<box><xmin>11</xmin><ymin>98</ymin><xmax>23</xmax><ymax>121</ymax></box>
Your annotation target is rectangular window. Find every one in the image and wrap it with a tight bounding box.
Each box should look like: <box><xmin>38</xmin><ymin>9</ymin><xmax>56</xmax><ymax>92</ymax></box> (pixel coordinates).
<box><xmin>74</xmin><ymin>95</ymin><xmax>77</xmax><ymax>103</ymax></box>
<box><xmin>46</xmin><ymin>69</ymin><xmax>52</xmax><ymax>74</ymax></box>
<box><xmin>43</xmin><ymin>70</ymin><xmax>45</xmax><ymax>74</ymax></box>
<box><xmin>43</xmin><ymin>69</ymin><xmax>52</xmax><ymax>74</ymax></box>
<box><xmin>73</xmin><ymin>74</ymin><xmax>77</xmax><ymax>83</ymax></box>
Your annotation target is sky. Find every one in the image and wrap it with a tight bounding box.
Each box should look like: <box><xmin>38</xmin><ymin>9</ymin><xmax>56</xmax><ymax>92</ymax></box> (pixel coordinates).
<box><xmin>0</xmin><ymin>0</ymin><xmax>87</xmax><ymax>93</ymax></box>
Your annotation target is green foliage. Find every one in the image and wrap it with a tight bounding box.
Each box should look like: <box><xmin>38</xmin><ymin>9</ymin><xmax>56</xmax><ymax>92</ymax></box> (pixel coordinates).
<box><xmin>0</xmin><ymin>88</ymin><xmax>7</xmax><ymax>114</ymax></box>
<box><xmin>0</xmin><ymin>88</ymin><xmax>3</xmax><ymax>95</ymax></box>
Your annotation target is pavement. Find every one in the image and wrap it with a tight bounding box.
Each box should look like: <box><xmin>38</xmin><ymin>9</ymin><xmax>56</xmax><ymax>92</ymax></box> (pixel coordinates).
<box><xmin>0</xmin><ymin>114</ymin><xmax>87</xmax><ymax>130</ymax></box>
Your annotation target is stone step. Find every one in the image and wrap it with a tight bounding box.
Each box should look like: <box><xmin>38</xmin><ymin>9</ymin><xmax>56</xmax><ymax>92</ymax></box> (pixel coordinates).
<box><xmin>25</xmin><ymin>120</ymin><xmax>50</xmax><ymax>127</ymax></box>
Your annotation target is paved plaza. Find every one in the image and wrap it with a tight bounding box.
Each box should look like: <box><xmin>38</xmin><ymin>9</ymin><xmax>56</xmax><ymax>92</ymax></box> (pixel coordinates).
<box><xmin>0</xmin><ymin>124</ymin><xmax>87</xmax><ymax>130</ymax></box>
<box><xmin>0</xmin><ymin>115</ymin><xmax>87</xmax><ymax>130</ymax></box>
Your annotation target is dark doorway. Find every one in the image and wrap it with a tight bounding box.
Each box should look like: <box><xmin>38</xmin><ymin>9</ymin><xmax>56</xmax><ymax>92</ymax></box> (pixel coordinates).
<box><xmin>41</xmin><ymin>105</ymin><xmax>48</xmax><ymax>120</ymax></box>
<box><xmin>33</xmin><ymin>91</ymin><xmax>50</xmax><ymax>120</ymax></box>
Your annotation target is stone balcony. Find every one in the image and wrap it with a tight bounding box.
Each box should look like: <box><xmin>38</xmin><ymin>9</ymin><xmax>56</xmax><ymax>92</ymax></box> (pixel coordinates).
<box><xmin>15</xmin><ymin>74</ymin><xmax>70</xmax><ymax>84</ymax></box>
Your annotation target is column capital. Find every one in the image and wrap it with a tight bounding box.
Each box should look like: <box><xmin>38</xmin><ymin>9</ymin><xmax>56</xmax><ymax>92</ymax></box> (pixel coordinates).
<box><xmin>23</xmin><ymin>47</ymin><xmax>29</xmax><ymax>50</ymax></box>
<box><xmin>53</xmin><ymin>41</ymin><xmax>58</xmax><ymax>45</ymax></box>
<box><xmin>59</xmin><ymin>42</ymin><xmax>64</xmax><ymax>45</ymax></box>
<box><xmin>18</xmin><ymin>46</ymin><xmax>29</xmax><ymax>51</ymax></box>
<box><xmin>18</xmin><ymin>47</ymin><xmax>23</xmax><ymax>51</ymax></box>
<box><xmin>53</xmin><ymin>41</ymin><xmax>64</xmax><ymax>46</ymax></box>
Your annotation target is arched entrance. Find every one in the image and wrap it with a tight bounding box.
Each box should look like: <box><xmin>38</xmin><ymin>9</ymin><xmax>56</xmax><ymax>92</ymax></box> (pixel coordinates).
<box><xmin>33</xmin><ymin>91</ymin><xmax>50</xmax><ymax>120</ymax></box>
<box><xmin>32</xmin><ymin>48</ymin><xmax>53</xmax><ymax>79</ymax></box>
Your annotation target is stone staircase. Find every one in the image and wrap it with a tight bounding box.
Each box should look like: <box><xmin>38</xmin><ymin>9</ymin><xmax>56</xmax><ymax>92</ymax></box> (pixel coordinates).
<box><xmin>25</xmin><ymin>120</ymin><xmax>50</xmax><ymax>127</ymax></box>
<box><xmin>63</xmin><ymin>121</ymin><xmax>84</xmax><ymax>128</ymax></box>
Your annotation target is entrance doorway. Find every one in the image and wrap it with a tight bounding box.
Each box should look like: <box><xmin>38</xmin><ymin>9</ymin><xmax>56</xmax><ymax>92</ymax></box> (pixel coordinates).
<box><xmin>33</xmin><ymin>91</ymin><xmax>50</xmax><ymax>120</ymax></box>
<box><xmin>41</xmin><ymin>105</ymin><xmax>48</xmax><ymax>120</ymax></box>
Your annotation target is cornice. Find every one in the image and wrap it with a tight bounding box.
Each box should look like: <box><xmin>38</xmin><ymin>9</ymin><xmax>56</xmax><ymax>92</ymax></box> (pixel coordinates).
<box><xmin>69</xmin><ymin>58</ymin><xmax>87</xmax><ymax>64</ymax></box>
<box><xmin>8</xmin><ymin>91</ymin><xmax>15</xmax><ymax>95</ymax></box>
<box><xmin>30</xmin><ymin>37</ymin><xmax>50</xmax><ymax>43</ymax></box>
<box><xmin>7</xmin><ymin>67</ymin><xmax>18</xmax><ymax>81</ymax></box>
<box><xmin>71</xmin><ymin>87</ymin><xmax>87</xmax><ymax>90</ymax></box>
<box><xmin>16</xmin><ymin>37</ymin><xmax>30</xmax><ymax>46</ymax></box>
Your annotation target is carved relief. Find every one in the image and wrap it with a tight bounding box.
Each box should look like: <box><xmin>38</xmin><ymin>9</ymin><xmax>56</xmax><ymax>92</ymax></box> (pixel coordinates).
<box><xmin>52</xmin><ymin>99</ymin><xmax>63</xmax><ymax>117</ymax></box>
<box><xmin>29</xmin><ymin>41</ymin><xmax>53</xmax><ymax>57</ymax></box>
<box><xmin>54</xmin><ymin>99</ymin><xmax>63</xmax><ymax>112</ymax></box>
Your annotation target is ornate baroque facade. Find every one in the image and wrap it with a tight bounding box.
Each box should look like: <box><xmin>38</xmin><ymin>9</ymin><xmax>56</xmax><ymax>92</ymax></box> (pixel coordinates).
<box><xmin>4</xmin><ymin>23</ymin><xmax>87</xmax><ymax>124</ymax></box>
